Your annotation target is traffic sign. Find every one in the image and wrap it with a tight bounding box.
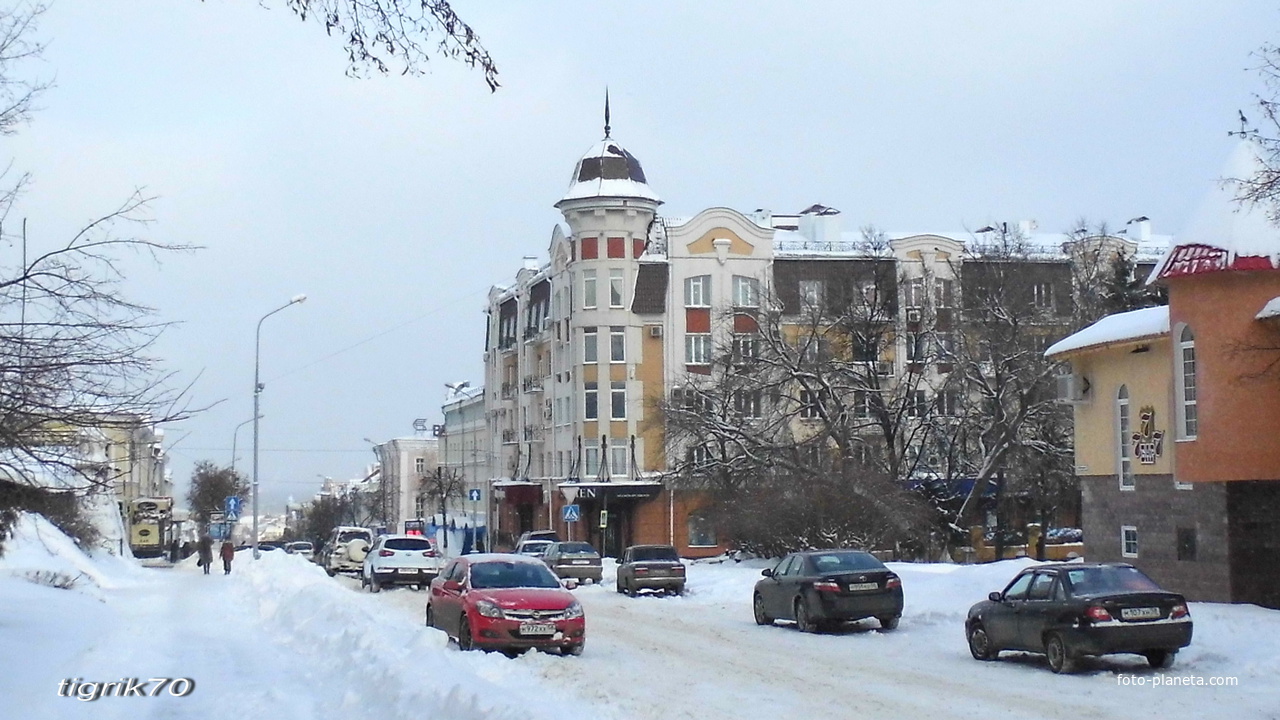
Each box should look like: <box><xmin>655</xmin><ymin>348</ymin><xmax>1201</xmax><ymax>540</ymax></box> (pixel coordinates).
<box><xmin>468</xmin><ymin>488</ymin><xmax>482</xmax><ymax>502</ymax></box>
<box><xmin>562</xmin><ymin>504</ymin><xmax>581</xmax><ymax>522</ymax></box>
<box><xmin>224</xmin><ymin>496</ymin><xmax>242</xmax><ymax>520</ymax></box>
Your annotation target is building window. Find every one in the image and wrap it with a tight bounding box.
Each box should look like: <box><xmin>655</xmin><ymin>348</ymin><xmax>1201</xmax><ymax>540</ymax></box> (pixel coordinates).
<box><xmin>1121</xmin><ymin>525</ymin><xmax>1139</xmax><ymax>558</ymax></box>
<box><xmin>583</xmin><ymin>270</ymin><xmax>597</xmax><ymax>309</ymax></box>
<box><xmin>686</xmin><ymin>334</ymin><xmax>711</xmax><ymax>365</ymax></box>
<box><xmin>936</xmin><ymin>390</ymin><xmax>960</xmax><ymax>417</ymax></box>
<box><xmin>934</xmin><ymin>278</ymin><xmax>954</xmax><ymax>308</ymax></box>
<box><xmin>688</xmin><ymin>513</ymin><xmax>717</xmax><ymax>547</ymax></box>
<box><xmin>1117</xmin><ymin>385</ymin><xmax>1134</xmax><ymax>491</ymax></box>
<box><xmin>584</xmin><ymin>441</ymin><xmax>600</xmax><ymax>477</ymax></box>
<box><xmin>907</xmin><ymin>390</ymin><xmax>928</xmax><ymax>418</ymax></box>
<box><xmin>609</xmin><ymin>268</ymin><xmax>625</xmax><ymax>308</ymax></box>
<box><xmin>853</xmin><ymin>390</ymin><xmax>870</xmax><ymax>418</ymax></box>
<box><xmin>732</xmin><ymin>334</ymin><xmax>758</xmax><ymax>363</ymax></box>
<box><xmin>799</xmin><ymin>390</ymin><xmax>820</xmax><ymax>419</ymax></box>
<box><xmin>1177</xmin><ymin>325</ymin><xmax>1198</xmax><ymax>439</ymax></box>
<box><xmin>684</xmin><ymin>275</ymin><xmax>711</xmax><ymax>307</ymax></box>
<box><xmin>1033</xmin><ymin>282</ymin><xmax>1054</xmax><ymax>309</ymax></box>
<box><xmin>799</xmin><ymin>280</ymin><xmax>824</xmax><ymax>310</ymax></box>
<box><xmin>904</xmin><ymin>277</ymin><xmax>925</xmax><ymax>308</ymax></box>
<box><xmin>732</xmin><ymin>275</ymin><xmax>760</xmax><ymax>308</ymax></box>
<box><xmin>583</xmin><ymin>327</ymin><xmax>598</xmax><ymax>364</ymax></box>
<box><xmin>584</xmin><ymin>382</ymin><xmax>598</xmax><ymax>420</ymax></box>
<box><xmin>906</xmin><ymin>333</ymin><xmax>926</xmax><ymax>363</ymax></box>
<box><xmin>414</xmin><ymin>457</ymin><xmax>426</xmax><ymax>474</ymax></box>
<box><xmin>733</xmin><ymin>389</ymin><xmax>761</xmax><ymax>419</ymax></box>
<box><xmin>610</xmin><ymin>382</ymin><xmax>627</xmax><ymax>420</ymax></box>
<box><xmin>1176</xmin><ymin>527</ymin><xmax>1197</xmax><ymax>562</ymax></box>
<box><xmin>610</xmin><ymin>327</ymin><xmax>625</xmax><ymax>363</ymax></box>
<box><xmin>610</xmin><ymin>444</ymin><xmax>628</xmax><ymax>477</ymax></box>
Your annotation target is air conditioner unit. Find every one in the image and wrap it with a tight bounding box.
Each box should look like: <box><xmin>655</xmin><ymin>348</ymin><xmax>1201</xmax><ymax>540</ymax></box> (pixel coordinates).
<box><xmin>905</xmin><ymin>308</ymin><xmax>922</xmax><ymax>324</ymax></box>
<box><xmin>648</xmin><ymin>325</ymin><xmax>663</xmax><ymax>338</ymax></box>
<box><xmin>876</xmin><ymin>361</ymin><xmax>894</xmax><ymax>377</ymax></box>
<box><xmin>1056</xmin><ymin>372</ymin><xmax>1090</xmax><ymax>404</ymax></box>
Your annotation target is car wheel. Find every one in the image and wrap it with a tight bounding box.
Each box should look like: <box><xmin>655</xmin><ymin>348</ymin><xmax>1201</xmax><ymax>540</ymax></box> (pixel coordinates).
<box><xmin>616</xmin><ymin>579</ymin><xmax>625</xmax><ymax>594</ymax></box>
<box><xmin>370</xmin><ymin>575</ymin><xmax>381</xmax><ymax>594</ymax></box>
<box><xmin>967</xmin><ymin>624</ymin><xmax>998</xmax><ymax>661</ymax></box>
<box><xmin>1144</xmin><ymin>649</ymin><xmax>1175</xmax><ymax>669</ymax></box>
<box><xmin>424</xmin><ymin>603</ymin><xmax>435</xmax><ymax>628</ymax></box>
<box><xmin>877</xmin><ymin>615</ymin><xmax>900</xmax><ymax>631</ymax></box>
<box><xmin>753</xmin><ymin>593</ymin><xmax>773</xmax><ymax>626</ymax></box>
<box><xmin>325</xmin><ymin>567</ymin><xmax>337</xmax><ymax>577</ymax></box>
<box><xmin>360</xmin><ymin>573</ymin><xmax>368</xmax><ymax>589</ymax></box>
<box><xmin>1045</xmin><ymin>632</ymin><xmax>1076</xmax><ymax>674</ymax></box>
<box><xmin>457</xmin><ymin>617</ymin><xmax>475</xmax><ymax>651</ymax></box>
<box><xmin>795</xmin><ymin>598</ymin><xmax>819</xmax><ymax>633</ymax></box>
<box><xmin>672</xmin><ymin>584</ymin><xmax>685</xmax><ymax>596</ymax></box>
<box><xmin>626</xmin><ymin>582</ymin><xmax>637</xmax><ymax>598</ymax></box>
<box><xmin>564</xmin><ymin>642</ymin><xmax>585</xmax><ymax>656</ymax></box>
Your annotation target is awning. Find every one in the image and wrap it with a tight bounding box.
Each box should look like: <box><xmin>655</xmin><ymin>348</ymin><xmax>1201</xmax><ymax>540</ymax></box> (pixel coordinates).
<box><xmin>557</xmin><ymin>480</ymin><xmax>664</xmax><ymax>502</ymax></box>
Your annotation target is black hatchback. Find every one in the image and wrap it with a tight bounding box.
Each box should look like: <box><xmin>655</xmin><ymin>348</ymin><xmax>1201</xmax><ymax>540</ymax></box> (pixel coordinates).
<box><xmin>966</xmin><ymin>563</ymin><xmax>1193</xmax><ymax>673</ymax></box>
<box><xmin>753</xmin><ymin>550</ymin><xmax>903</xmax><ymax>632</ymax></box>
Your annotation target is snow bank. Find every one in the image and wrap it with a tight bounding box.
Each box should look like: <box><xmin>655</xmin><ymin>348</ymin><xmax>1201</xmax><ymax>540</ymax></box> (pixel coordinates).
<box><xmin>0</xmin><ymin>513</ymin><xmax>144</xmax><ymax>595</ymax></box>
<box><xmin>231</xmin><ymin>552</ymin><xmax>602</xmax><ymax>720</ymax></box>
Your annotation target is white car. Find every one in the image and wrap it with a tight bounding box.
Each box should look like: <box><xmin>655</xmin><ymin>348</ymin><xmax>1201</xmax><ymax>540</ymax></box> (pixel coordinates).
<box><xmin>323</xmin><ymin>526</ymin><xmax>373</xmax><ymax>576</ymax></box>
<box><xmin>515</xmin><ymin>539</ymin><xmax>553</xmax><ymax>559</ymax></box>
<box><xmin>360</xmin><ymin>534</ymin><xmax>444</xmax><ymax>592</ymax></box>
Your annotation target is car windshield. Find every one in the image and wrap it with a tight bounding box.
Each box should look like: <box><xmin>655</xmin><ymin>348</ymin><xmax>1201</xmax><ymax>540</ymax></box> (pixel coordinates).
<box><xmin>292</xmin><ymin>543</ymin><xmax>312</xmax><ymax>551</ymax></box>
<box><xmin>556</xmin><ymin>542</ymin><xmax>598</xmax><ymax>556</ymax></box>
<box><xmin>630</xmin><ymin>546</ymin><xmax>679</xmax><ymax>562</ymax></box>
<box><xmin>518</xmin><ymin>542</ymin><xmax>551</xmax><ymax>554</ymax></box>
<box><xmin>1066</xmin><ymin>566</ymin><xmax>1162</xmax><ymax>595</ymax></box>
<box><xmin>470</xmin><ymin>561</ymin><xmax>561</xmax><ymax>589</ymax></box>
<box><xmin>806</xmin><ymin>551</ymin><xmax>885</xmax><ymax>574</ymax></box>
<box><xmin>384</xmin><ymin>538</ymin><xmax>432</xmax><ymax>551</ymax></box>
<box><xmin>338</xmin><ymin>531</ymin><xmax>369</xmax><ymax>543</ymax></box>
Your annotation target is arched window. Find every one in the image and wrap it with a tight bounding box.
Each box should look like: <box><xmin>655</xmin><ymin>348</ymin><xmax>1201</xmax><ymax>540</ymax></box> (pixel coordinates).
<box><xmin>1117</xmin><ymin>385</ymin><xmax>1135</xmax><ymax>491</ymax></box>
<box><xmin>1176</xmin><ymin>325</ymin><xmax>1198</xmax><ymax>439</ymax></box>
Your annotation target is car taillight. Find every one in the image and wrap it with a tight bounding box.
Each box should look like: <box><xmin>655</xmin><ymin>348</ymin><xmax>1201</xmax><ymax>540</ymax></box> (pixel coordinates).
<box><xmin>1171</xmin><ymin>603</ymin><xmax>1189</xmax><ymax>619</ymax></box>
<box><xmin>1086</xmin><ymin>605</ymin><xmax>1113</xmax><ymax>622</ymax></box>
<box><xmin>422</xmin><ymin>551</ymin><xmax>436</xmax><ymax>557</ymax></box>
<box><xmin>813</xmin><ymin>580</ymin><xmax>841</xmax><ymax>593</ymax></box>
<box><xmin>674</xmin><ymin>565</ymin><xmax>685</xmax><ymax>574</ymax></box>
<box><xmin>378</xmin><ymin>549</ymin><xmax>395</xmax><ymax>557</ymax></box>
<box><xmin>886</xmin><ymin>576</ymin><xmax>901</xmax><ymax>590</ymax></box>
<box><xmin>636</xmin><ymin>567</ymin><xmax>649</xmax><ymax>574</ymax></box>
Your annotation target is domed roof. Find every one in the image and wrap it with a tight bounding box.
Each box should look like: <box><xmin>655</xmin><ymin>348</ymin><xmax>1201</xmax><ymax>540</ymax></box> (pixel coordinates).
<box><xmin>557</xmin><ymin>137</ymin><xmax>661</xmax><ymax>206</ymax></box>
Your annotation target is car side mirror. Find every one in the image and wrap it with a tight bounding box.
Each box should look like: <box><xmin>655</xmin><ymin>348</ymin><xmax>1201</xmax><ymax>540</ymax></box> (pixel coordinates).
<box><xmin>562</xmin><ymin>578</ymin><xmax>579</xmax><ymax>590</ymax></box>
<box><xmin>988</xmin><ymin>591</ymin><xmax>1003</xmax><ymax>602</ymax></box>
<box><xmin>761</xmin><ymin>568</ymin><xmax>773</xmax><ymax>578</ymax></box>
<box><xmin>443</xmin><ymin>579</ymin><xmax>462</xmax><ymax>592</ymax></box>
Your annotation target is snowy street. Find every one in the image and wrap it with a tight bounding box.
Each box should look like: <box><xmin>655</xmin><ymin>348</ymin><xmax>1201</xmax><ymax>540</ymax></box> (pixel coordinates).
<box><xmin>2</xmin><ymin>516</ymin><xmax>1277</xmax><ymax>720</ymax></box>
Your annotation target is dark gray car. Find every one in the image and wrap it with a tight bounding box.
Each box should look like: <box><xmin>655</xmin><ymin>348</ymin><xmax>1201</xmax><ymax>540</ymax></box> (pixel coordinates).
<box><xmin>753</xmin><ymin>550</ymin><xmax>903</xmax><ymax>632</ymax></box>
<box><xmin>542</xmin><ymin>541</ymin><xmax>603</xmax><ymax>584</ymax></box>
<box><xmin>616</xmin><ymin>544</ymin><xmax>686</xmax><ymax>596</ymax></box>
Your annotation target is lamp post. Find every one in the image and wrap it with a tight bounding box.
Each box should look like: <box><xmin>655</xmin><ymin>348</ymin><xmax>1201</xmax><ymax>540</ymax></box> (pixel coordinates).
<box><xmin>230</xmin><ymin>415</ymin><xmax>260</xmax><ymax>474</ymax></box>
<box><xmin>252</xmin><ymin>294</ymin><xmax>307</xmax><ymax>559</ymax></box>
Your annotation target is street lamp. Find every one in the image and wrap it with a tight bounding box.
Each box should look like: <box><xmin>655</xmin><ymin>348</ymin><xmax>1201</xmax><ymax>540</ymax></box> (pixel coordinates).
<box><xmin>252</xmin><ymin>293</ymin><xmax>307</xmax><ymax>559</ymax></box>
<box><xmin>230</xmin><ymin>414</ymin><xmax>261</xmax><ymax>474</ymax></box>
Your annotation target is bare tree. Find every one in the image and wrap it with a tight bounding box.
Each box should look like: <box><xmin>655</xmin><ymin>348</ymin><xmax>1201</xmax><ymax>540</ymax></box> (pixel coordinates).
<box><xmin>251</xmin><ymin>0</ymin><xmax>499</xmax><ymax>87</ymax></box>
<box><xmin>0</xmin><ymin>2</ymin><xmax>48</xmax><ymax>136</ymax></box>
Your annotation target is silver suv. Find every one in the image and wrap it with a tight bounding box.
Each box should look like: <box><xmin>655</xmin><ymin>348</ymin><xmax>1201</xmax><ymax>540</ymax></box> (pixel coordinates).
<box><xmin>322</xmin><ymin>526</ymin><xmax>372</xmax><ymax>576</ymax></box>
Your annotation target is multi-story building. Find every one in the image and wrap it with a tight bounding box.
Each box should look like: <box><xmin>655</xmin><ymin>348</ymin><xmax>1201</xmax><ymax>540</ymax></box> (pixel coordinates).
<box><xmin>1047</xmin><ymin>142</ymin><xmax>1280</xmax><ymax>608</ymax></box>
<box><xmin>482</xmin><ymin>121</ymin><xmax>1167</xmax><ymax>557</ymax></box>
<box><xmin>370</xmin><ymin>437</ymin><xmax>438</xmax><ymax>533</ymax></box>
<box><xmin>440</xmin><ymin>385</ymin><xmax>491</xmax><ymax>535</ymax></box>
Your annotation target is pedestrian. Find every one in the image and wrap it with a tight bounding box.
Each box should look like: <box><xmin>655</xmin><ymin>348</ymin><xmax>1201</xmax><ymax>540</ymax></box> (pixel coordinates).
<box><xmin>220</xmin><ymin>540</ymin><xmax>235</xmax><ymax>575</ymax></box>
<box><xmin>197</xmin><ymin>534</ymin><xmax>213</xmax><ymax>575</ymax></box>
<box><xmin>168</xmin><ymin>538</ymin><xmax>180</xmax><ymax>564</ymax></box>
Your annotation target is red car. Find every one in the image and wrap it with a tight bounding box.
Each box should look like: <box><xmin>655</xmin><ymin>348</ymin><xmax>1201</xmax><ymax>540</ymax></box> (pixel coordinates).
<box><xmin>425</xmin><ymin>553</ymin><xmax>586</xmax><ymax>656</ymax></box>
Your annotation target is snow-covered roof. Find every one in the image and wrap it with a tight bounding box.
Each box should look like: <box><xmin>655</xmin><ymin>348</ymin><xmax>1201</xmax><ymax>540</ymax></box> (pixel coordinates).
<box><xmin>1148</xmin><ymin>141</ymin><xmax>1280</xmax><ymax>283</ymax></box>
<box><xmin>772</xmin><ymin>228</ymin><xmax>1170</xmax><ymax>261</ymax></box>
<box><xmin>558</xmin><ymin>138</ymin><xmax>660</xmax><ymax>205</ymax></box>
<box><xmin>1258</xmin><ymin>296</ymin><xmax>1280</xmax><ymax>321</ymax></box>
<box><xmin>1044</xmin><ymin>305</ymin><xmax>1170</xmax><ymax>359</ymax></box>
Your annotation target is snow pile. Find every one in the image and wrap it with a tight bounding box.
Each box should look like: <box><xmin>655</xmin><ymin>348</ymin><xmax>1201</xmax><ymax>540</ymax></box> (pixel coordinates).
<box><xmin>0</xmin><ymin>512</ymin><xmax>144</xmax><ymax>595</ymax></box>
<box><xmin>1045</xmin><ymin>305</ymin><xmax>1169</xmax><ymax>358</ymax></box>
<box><xmin>231</xmin><ymin>552</ymin><xmax>598</xmax><ymax>720</ymax></box>
<box><xmin>1257</xmin><ymin>295</ymin><xmax>1280</xmax><ymax>320</ymax></box>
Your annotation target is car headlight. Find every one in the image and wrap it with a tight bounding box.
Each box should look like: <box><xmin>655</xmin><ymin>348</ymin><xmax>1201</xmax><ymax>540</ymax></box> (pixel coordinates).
<box><xmin>474</xmin><ymin>600</ymin><xmax>504</xmax><ymax>619</ymax></box>
<box><xmin>564</xmin><ymin>601</ymin><xmax>583</xmax><ymax>620</ymax></box>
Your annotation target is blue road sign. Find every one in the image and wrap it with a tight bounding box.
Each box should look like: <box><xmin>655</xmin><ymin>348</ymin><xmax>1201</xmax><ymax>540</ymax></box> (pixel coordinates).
<box><xmin>562</xmin><ymin>504</ymin><xmax>581</xmax><ymax>522</ymax></box>
<box><xmin>468</xmin><ymin>488</ymin><xmax>482</xmax><ymax>502</ymax></box>
<box><xmin>225</xmin><ymin>496</ymin><xmax>242</xmax><ymax>520</ymax></box>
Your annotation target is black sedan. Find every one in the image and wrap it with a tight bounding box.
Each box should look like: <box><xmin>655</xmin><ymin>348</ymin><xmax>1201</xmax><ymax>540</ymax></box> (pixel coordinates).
<box><xmin>753</xmin><ymin>550</ymin><xmax>903</xmax><ymax>632</ymax></box>
<box><xmin>965</xmin><ymin>563</ymin><xmax>1193</xmax><ymax>673</ymax></box>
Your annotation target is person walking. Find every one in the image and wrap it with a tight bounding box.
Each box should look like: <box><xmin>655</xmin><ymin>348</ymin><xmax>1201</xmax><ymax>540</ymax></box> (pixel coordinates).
<box><xmin>197</xmin><ymin>534</ymin><xmax>213</xmax><ymax>575</ymax></box>
<box><xmin>220</xmin><ymin>540</ymin><xmax>235</xmax><ymax>575</ymax></box>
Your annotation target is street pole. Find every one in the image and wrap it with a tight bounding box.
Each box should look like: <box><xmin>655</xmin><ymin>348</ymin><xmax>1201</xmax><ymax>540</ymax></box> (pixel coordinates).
<box><xmin>252</xmin><ymin>294</ymin><xmax>306</xmax><ymax>560</ymax></box>
<box><xmin>231</xmin><ymin>415</ymin><xmax>259</xmax><ymax>474</ymax></box>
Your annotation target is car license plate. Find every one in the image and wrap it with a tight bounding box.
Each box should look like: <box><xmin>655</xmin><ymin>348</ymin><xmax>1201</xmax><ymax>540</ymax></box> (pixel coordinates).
<box><xmin>848</xmin><ymin>582</ymin><xmax>879</xmax><ymax>591</ymax></box>
<box><xmin>519</xmin><ymin>622</ymin><xmax>556</xmax><ymax>636</ymax></box>
<box><xmin>1121</xmin><ymin>607</ymin><xmax>1161</xmax><ymax>620</ymax></box>
<box><xmin>397</xmin><ymin>568</ymin><xmax>417</xmax><ymax>574</ymax></box>
<box><xmin>572</xmin><ymin>559</ymin><xmax>591</xmax><ymax>565</ymax></box>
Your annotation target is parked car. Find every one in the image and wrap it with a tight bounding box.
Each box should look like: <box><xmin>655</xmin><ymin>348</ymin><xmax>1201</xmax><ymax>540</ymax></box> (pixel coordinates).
<box><xmin>966</xmin><ymin>562</ymin><xmax>1193</xmax><ymax>673</ymax></box>
<box><xmin>515</xmin><ymin>540</ymin><xmax>553</xmax><ymax>559</ymax></box>
<box><xmin>284</xmin><ymin>541</ymin><xmax>314</xmax><ymax>558</ymax></box>
<box><xmin>542</xmin><ymin>541</ymin><xmax>603</xmax><ymax>584</ymax></box>
<box><xmin>753</xmin><ymin>550</ymin><xmax>903</xmax><ymax>632</ymax></box>
<box><xmin>616</xmin><ymin>544</ymin><xmax>686</xmax><ymax>596</ymax></box>
<box><xmin>425</xmin><ymin>553</ymin><xmax>585</xmax><ymax>656</ymax></box>
<box><xmin>360</xmin><ymin>534</ymin><xmax>444</xmax><ymax>592</ymax></box>
<box><xmin>321</xmin><ymin>526</ymin><xmax>373</xmax><ymax>577</ymax></box>
<box><xmin>517</xmin><ymin>530</ymin><xmax>560</xmax><ymax>546</ymax></box>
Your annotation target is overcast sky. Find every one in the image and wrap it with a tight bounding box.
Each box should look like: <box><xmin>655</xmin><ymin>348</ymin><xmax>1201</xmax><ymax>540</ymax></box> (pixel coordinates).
<box><xmin>5</xmin><ymin>1</ymin><xmax>1278</xmax><ymax>511</ymax></box>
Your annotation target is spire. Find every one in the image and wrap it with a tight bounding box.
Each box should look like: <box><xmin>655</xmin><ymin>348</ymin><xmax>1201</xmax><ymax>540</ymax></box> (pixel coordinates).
<box><xmin>604</xmin><ymin>87</ymin><xmax>612</xmax><ymax>139</ymax></box>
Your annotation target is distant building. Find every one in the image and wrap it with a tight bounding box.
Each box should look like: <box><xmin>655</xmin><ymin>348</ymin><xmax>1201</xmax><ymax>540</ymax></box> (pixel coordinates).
<box><xmin>440</xmin><ymin>385</ymin><xmax>490</xmax><ymax>534</ymax></box>
<box><xmin>1048</xmin><ymin>142</ymin><xmax>1280</xmax><ymax>608</ymax></box>
<box><xmin>370</xmin><ymin>437</ymin><xmax>438</xmax><ymax>533</ymax></box>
